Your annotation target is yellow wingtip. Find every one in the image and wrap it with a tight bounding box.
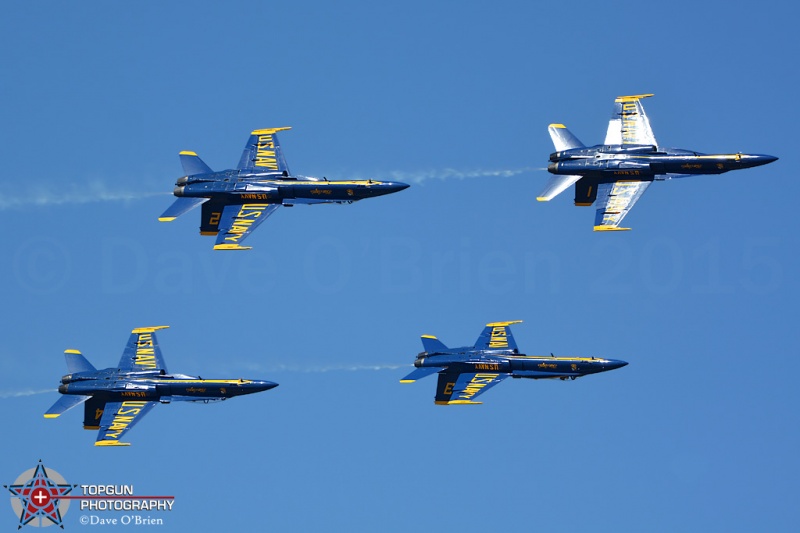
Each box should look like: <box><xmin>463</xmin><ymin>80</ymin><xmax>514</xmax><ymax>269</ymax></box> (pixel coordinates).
<box><xmin>95</xmin><ymin>441</ymin><xmax>131</xmax><ymax>447</ymax></box>
<box><xmin>615</xmin><ymin>93</ymin><xmax>654</xmax><ymax>102</ymax></box>
<box><xmin>420</xmin><ymin>335</ymin><xmax>438</xmax><ymax>339</ymax></box>
<box><xmin>251</xmin><ymin>127</ymin><xmax>292</xmax><ymax>135</ymax></box>
<box><xmin>158</xmin><ymin>217</ymin><xmax>176</xmax><ymax>222</ymax></box>
<box><xmin>549</xmin><ymin>123</ymin><xmax>566</xmax><ymax>129</ymax></box>
<box><xmin>44</xmin><ymin>414</ymin><xmax>59</xmax><ymax>419</ymax></box>
<box><xmin>399</xmin><ymin>379</ymin><xmax>415</xmax><ymax>384</ymax></box>
<box><xmin>536</xmin><ymin>197</ymin><xmax>550</xmax><ymax>202</ymax></box>
<box><xmin>593</xmin><ymin>226</ymin><xmax>632</xmax><ymax>232</ymax></box>
<box><xmin>179</xmin><ymin>151</ymin><xmax>197</xmax><ymax>156</ymax></box>
<box><xmin>486</xmin><ymin>320</ymin><xmax>523</xmax><ymax>327</ymax></box>
<box><xmin>213</xmin><ymin>244</ymin><xmax>252</xmax><ymax>251</ymax></box>
<box><xmin>131</xmin><ymin>326</ymin><xmax>170</xmax><ymax>334</ymax></box>
<box><xmin>64</xmin><ymin>349</ymin><xmax>81</xmax><ymax>355</ymax></box>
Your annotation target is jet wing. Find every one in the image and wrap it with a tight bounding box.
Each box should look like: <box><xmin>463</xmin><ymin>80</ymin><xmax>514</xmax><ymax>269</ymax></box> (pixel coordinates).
<box><xmin>94</xmin><ymin>401</ymin><xmax>157</xmax><ymax>447</ymax></box>
<box><xmin>604</xmin><ymin>94</ymin><xmax>657</xmax><ymax>146</ymax></box>
<box><xmin>593</xmin><ymin>180</ymin><xmax>652</xmax><ymax>231</ymax></box>
<box><xmin>435</xmin><ymin>371</ymin><xmax>509</xmax><ymax>405</ymax></box>
<box><xmin>213</xmin><ymin>203</ymin><xmax>281</xmax><ymax>250</ymax></box>
<box><xmin>118</xmin><ymin>326</ymin><xmax>170</xmax><ymax>372</ymax></box>
<box><xmin>237</xmin><ymin>127</ymin><xmax>292</xmax><ymax>174</ymax></box>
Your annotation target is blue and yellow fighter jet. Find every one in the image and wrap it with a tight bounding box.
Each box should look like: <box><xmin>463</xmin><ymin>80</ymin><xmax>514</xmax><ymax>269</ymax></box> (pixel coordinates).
<box><xmin>159</xmin><ymin>127</ymin><xmax>410</xmax><ymax>250</ymax></box>
<box><xmin>44</xmin><ymin>326</ymin><xmax>277</xmax><ymax>446</ymax></box>
<box><xmin>537</xmin><ymin>94</ymin><xmax>778</xmax><ymax>231</ymax></box>
<box><xmin>400</xmin><ymin>321</ymin><xmax>627</xmax><ymax>404</ymax></box>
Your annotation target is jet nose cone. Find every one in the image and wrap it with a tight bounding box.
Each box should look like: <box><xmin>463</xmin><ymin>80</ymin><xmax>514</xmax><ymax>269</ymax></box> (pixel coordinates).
<box><xmin>366</xmin><ymin>181</ymin><xmax>410</xmax><ymax>198</ymax></box>
<box><xmin>742</xmin><ymin>154</ymin><xmax>778</xmax><ymax>168</ymax></box>
<box><xmin>604</xmin><ymin>359</ymin><xmax>628</xmax><ymax>371</ymax></box>
<box><xmin>384</xmin><ymin>181</ymin><xmax>410</xmax><ymax>194</ymax></box>
<box><xmin>255</xmin><ymin>380</ymin><xmax>279</xmax><ymax>392</ymax></box>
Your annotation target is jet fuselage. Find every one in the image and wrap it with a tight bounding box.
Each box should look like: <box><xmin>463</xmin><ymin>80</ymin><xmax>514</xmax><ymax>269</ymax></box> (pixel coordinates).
<box><xmin>173</xmin><ymin>170</ymin><xmax>409</xmax><ymax>205</ymax></box>
<box><xmin>414</xmin><ymin>349</ymin><xmax>627</xmax><ymax>380</ymax></box>
<box><xmin>548</xmin><ymin>144</ymin><xmax>777</xmax><ymax>180</ymax></box>
<box><xmin>58</xmin><ymin>369</ymin><xmax>277</xmax><ymax>403</ymax></box>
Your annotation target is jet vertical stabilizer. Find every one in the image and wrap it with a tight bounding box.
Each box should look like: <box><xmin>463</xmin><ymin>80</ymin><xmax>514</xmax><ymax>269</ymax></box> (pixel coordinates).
<box><xmin>64</xmin><ymin>349</ymin><xmax>96</xmax><ymax>374</ymax></box>
<box><xmin>548</xmin><ymin>124</ymin><xmax>585</xmax><ymax>151</ymax></box>
<box><xmin>421</xmin><ymin>335</ymin><xmax>448</xmax><ymax>353</ymax></box>
<box><xmin>179</xmin><ymin>151</ymin><xmax>214</xmax><ymax>176</ymax></box>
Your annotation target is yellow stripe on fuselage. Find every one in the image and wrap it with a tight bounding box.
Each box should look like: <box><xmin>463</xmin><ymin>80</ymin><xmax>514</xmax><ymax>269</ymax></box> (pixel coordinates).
<box><xmin>252</xmin><ymin>180</ymin><xmax>386</xmax><ymax>186</ymax></box>
<box><xmin>127</xmin><ymin>379</ymin><xmax>253</xmax><ymax>385</ymax></box>
<box><xmin>505</xmin><ymin>355</ymin><xmax>609</xmax><ymax>363</ymax></box>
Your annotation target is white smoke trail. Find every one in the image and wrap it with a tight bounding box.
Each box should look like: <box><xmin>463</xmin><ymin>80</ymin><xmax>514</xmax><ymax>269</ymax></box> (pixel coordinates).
<box><xmin>233</xmin><ymin>362</ymin><xmax>410</xmax><ymax>373</ymax></box>
<box><xmin>0</xmin><ymin>167</ymin><xmax>548</xmax><ymax>210</ymax></box>
<box><xmin>378</xmin><ymin>167</ymin><xmax>544</xmax><ymax>184</ymax></box>
<box><xmin>0</xmin><ymin>180</ymin><xmax>169</xmax><ymax>210</ymax></box>
<box><xmin>0</xmin><ymin>388</ymin><xmax>55</xmax><ymax>399</ymax></box>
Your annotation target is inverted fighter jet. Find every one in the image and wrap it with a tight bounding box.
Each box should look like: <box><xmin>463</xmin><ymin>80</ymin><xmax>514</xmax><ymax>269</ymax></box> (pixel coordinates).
<box><xmin>44</xmin><ymin>326</ymin><xmax>277</xmax><ymax>446</ymax></box>
<box><xmin>400</xmin><ymin>321</ymin><xmax>626</xmax><ymax>405</ymax></box>
<box><xmin>538</xmin><ymin>94</ymin><xmax>778</xmax><ymax>231</ymax></box>
<box><xmin>159</xmin><ymin>127</ymin><xmax>409</xmax><ymax>250</ymax></box>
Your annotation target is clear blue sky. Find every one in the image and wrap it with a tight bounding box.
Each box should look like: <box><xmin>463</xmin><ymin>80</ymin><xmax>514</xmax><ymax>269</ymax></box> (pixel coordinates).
<box><xmin>1</xmin><ymin>1</ymin><xmax>797</xmax><ymax>531</ymax></box>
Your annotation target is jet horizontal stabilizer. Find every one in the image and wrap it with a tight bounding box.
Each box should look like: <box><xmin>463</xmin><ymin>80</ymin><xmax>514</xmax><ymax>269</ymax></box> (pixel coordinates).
<box><xmin>44</xmin><ymin>394</ymin><xmax>91</xmax><ymax>418</ymax></box>
<box><xmin>400</xmin><ymin>366</ymin><xmax>445</xmax><ymax>383</ymax></box>
<box><xmin>537</xmin><ymin>174</ymin><xmax>582</xmax><ymax>202</ymax></box>
<box><xmin>159</xmin><ymin>197</ymin><xmax>208</xmax><ymax>222</ymax></box>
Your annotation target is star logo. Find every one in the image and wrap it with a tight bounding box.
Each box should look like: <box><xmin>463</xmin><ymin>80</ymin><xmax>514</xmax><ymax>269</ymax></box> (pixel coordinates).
<box><xmin>5</xmin><ymin>461</ymin><xmax>76</xmax><ymax>529</ymax></box>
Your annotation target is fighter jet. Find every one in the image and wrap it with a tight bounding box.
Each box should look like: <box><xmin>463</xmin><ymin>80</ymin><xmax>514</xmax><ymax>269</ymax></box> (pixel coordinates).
<box><xmin>159</xmin><ymin>127</ymin><xmax>410</xmax><ymax>250</ymax></box>
<box><xmin>538</xmin><ymin>94</ymin><xmax>778</xmax><ymax>231</ymax></box>
<box><xmin>400</xmin><ymin>321</ymin><xmax>626</xmax><ymax>405</ymax></box>
<box><xmin>44</xmin><ymin>326</ymin><xmax>277</xmax><ymax>446</ymax></box>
